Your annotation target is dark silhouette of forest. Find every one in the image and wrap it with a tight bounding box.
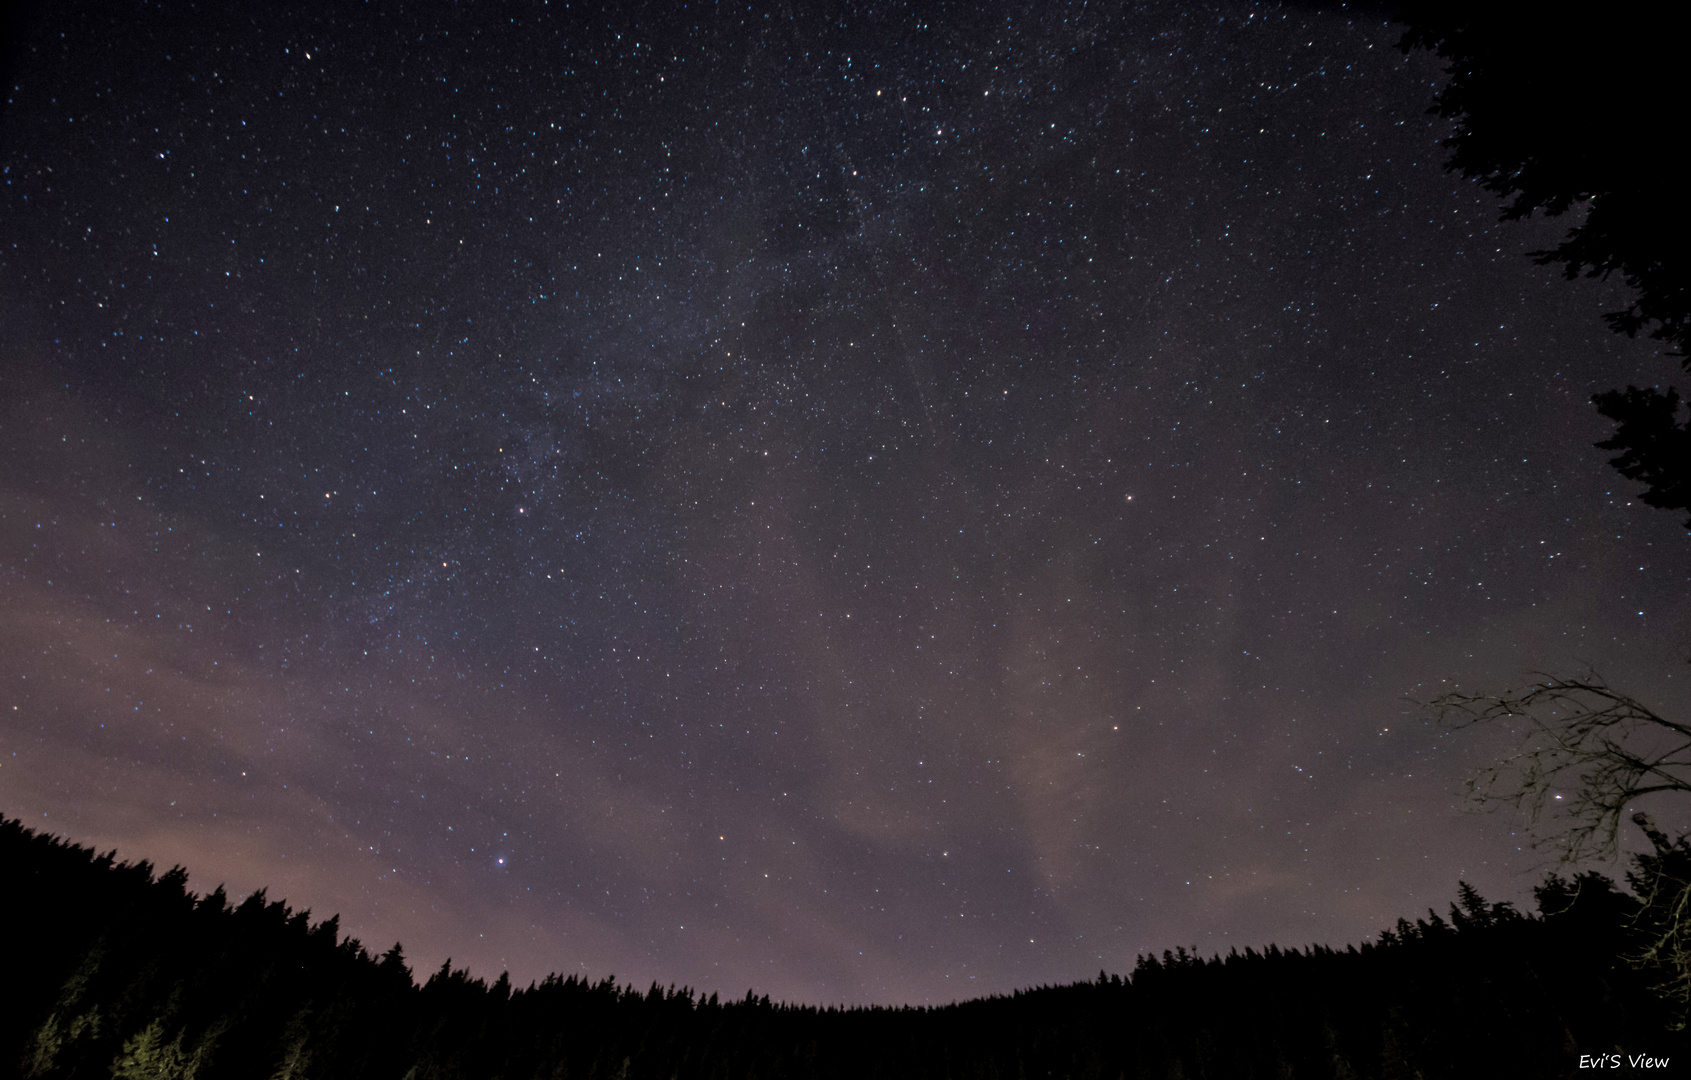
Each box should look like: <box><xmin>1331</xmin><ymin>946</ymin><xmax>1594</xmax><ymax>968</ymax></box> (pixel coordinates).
<box><xmin>5</xmin><ymin>815</ymin><xmax>1684</xmax><ymax>1079</ymax></box>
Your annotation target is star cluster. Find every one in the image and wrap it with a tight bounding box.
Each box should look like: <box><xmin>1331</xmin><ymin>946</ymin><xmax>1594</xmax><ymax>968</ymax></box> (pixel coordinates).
<box><xmin>1</xmin><ymin>1</ymin><xmax>1686</xmax><ymax>1004</ymax></box>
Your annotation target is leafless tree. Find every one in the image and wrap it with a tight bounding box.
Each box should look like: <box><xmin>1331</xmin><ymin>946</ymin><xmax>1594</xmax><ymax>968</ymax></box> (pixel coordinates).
<box><xmin>1428</xmin><ymin>671</ymin><xmax>1691</xmax><ymax>1015</ymax></box>
<box><xmin>1429</xmin><ymin>672</ymin><xmax>1691</xmax><ymax>861</ymax></box>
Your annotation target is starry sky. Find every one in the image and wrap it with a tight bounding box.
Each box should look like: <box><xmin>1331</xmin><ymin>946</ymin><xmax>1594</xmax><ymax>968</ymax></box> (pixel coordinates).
<box><xmin>2</xmin><ymin>0</ymin><xmax>1687</xmax><ymax>1006</ymax></box>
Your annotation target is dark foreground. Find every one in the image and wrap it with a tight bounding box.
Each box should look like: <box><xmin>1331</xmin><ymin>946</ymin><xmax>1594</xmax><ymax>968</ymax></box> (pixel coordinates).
<box><xmin>4</xmin><ymin>815</ymin><xmax>1681</xmax><ymax>1079</ymax></box>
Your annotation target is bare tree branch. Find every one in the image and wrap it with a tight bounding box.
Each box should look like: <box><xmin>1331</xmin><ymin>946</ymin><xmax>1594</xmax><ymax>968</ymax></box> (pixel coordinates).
<box><xmin>1426</xmin><ymin>672</ymin><xmax>1691</xmax><ymax>866</ymax></box>
<box><xmin>1427</xmin><ymin>671</ymin><xmax>1691</xmax><ymax>1021</ymax></box>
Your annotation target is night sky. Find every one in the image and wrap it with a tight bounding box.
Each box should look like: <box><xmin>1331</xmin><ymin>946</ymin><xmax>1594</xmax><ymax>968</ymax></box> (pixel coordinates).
<box><xmin>2</xmin><ymin>1</ymin><xmax>1687</xmax><ymax>1006</ymax></box>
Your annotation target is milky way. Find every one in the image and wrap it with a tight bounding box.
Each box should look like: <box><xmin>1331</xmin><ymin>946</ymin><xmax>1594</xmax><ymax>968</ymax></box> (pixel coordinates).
<box><xmin>2</xmin><ymin>1</ymin><xmax>1686</xmax><ymax>1004</ymax></box>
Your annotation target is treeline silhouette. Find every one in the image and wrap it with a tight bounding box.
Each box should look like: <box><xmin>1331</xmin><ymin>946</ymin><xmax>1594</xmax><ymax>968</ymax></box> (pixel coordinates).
<box><xmin>4</xmin><ymin>815</ymin><xmax>1682</xmax><ymax>1079</ymax></box>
